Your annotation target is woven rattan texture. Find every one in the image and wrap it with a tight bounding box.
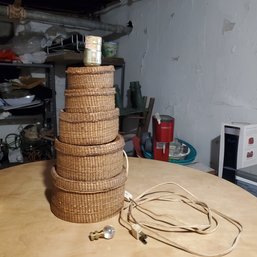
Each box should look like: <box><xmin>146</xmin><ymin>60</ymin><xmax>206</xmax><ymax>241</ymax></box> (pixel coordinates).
<box><xmin>65</xmin><ymin>88</ymin><xmax>115</xmax><ymax>96</ymax></box>
<box><xmin>52</xmin><ymin>166</ymin><xmax>127</xmax><ymax>193</ymax></box>
<box><xmin>59</xmin><ymin>108</ymin><xmax>119</xmax><ymax>122</ymax></box>
<box><xmin>66</xmin><ymin>65</ymin><xmax>115</xmax><ymax>75</ymax></box>
<box><xmin>56</xmin><ymin>151</ymin><xmax>123</xmax><ymax>181</ymax></box>
<box><xmin>50</xmin><ymin>183</ymin><xmax>125</xmax><ymax>223</ymax></box>
<box><xmin>55</xmin><ymin>134</ymin><xmax>124</xmax><ymax>156</ymax></box>
<box><xmin>59</xmin><ymin>108</ymin><xmax>119</xmax><ymax>145</ymax></box>
<box><xmin>55</xmin><ymin>136</ymin><xmax>124</xmax><ymax>181</ymax></box>
<box><xmin>65</xmin><ymin>88</ymin><xmax>115</xmax><ymax>113</ymax></box>
<box><xmin>51</xmin><ymin>65</ymin><xmax>125</xmax><ymax>223</ymax></box>
<box><xmin>67</xmin><ymin>73</ymin><xmax>114</xmax><ymax>89</ymax></box>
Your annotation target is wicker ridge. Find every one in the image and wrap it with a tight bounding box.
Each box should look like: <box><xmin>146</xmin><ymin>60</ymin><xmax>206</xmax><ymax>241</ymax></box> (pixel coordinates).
<box><xmin>55</xmin><ymin>135</ymin><xmax>125</xmax><ymax>181</ymax></box>
<box><xmin>50</xmin><ymin>185</ymin><xmax>125</xmax><ymax>223</ymax></box>
<box><xmin>55</xmin><ymin>134</ymin><xmax>124</xmax><ymax>156</ymax></box>
<box><xmin>55</xmin><ymin>150</ymin><xmax>123</xmax><ymax>181</ymax></box>
<box><xmin>59</xmin><ymin>109</ymin><xmax>119</xmax><ymax>145</ymax></box>
<box><xmin>65</xmin><ymin>88</ymin><xmax>115</xmax><ymax>113</ymax></box>
<box><xmin>66</xmin><ymin>66</ymin><xmax>115</xmax><ymax>89</ymax></box>
<box><xmin>65</xmin><ymin>87</ymin><xmax>115</xmax><ymax>96</ymax></box>
<box><xmin>66</xmin><ymin>65</ymin><xmax>115</xmax><ymax>74</ymax></box>
<box><xmin>67</xmin><ymin>75</ymin><xmax>113</xmax><ymax>89</ymax></box>
<box><xmin>51</xmin><ymin>166</ymin><xmax>127</xmax><ymax>193</ymax></box>
<box><xmin>59</xmin><ymin>108</ymin><xmax>119</xmax><ymax>122</ymax></box>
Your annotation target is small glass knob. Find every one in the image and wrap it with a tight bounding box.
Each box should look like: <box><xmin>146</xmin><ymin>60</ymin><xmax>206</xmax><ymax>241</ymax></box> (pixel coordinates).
<box><xmin>89</xmin><ymin>225</ymin><xmax>115</xmax><ymax>241</ymax></box>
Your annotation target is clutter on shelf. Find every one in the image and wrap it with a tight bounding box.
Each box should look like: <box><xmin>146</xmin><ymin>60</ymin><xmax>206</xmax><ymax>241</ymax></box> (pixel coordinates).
<box><xmin>0</xmin><ymin>123</ymin><xmax>54</xmax><ymax>167</ymax></box>
<box><xmin>0</xmin><ymin>49</ymin><xmax>19</xmax><ymax>62</ymax></box>
<box><xmin>0</xmin><ymin>62</ymin><xmax>57</xmax><ymax>168</ymax></box>
<box><xmin>0</xmin><ymin>22</ymin><xmax>121</xmax><ymax>65</ymax></box>
<box><xmin>0</xmin><ymin>76</ymin><xmax>52</xmax><ymax>116</ymax></box>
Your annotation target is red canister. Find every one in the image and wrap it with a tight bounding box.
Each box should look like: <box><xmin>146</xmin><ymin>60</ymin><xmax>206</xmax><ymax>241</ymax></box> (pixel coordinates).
<box><xmin>152</xmin><ymin>115</ymin><xmax>174</xmax><ymax>161</ymax></box>
<box><xmin>153</xmin><ymin>115</ymin><xmax>174</xmax><ymax>142</ymax></box>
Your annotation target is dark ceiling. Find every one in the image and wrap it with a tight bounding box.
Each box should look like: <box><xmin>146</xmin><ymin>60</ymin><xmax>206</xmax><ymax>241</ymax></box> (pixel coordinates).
<box><xmin>0</xmin><ymin>0</ymin><xmax>119</xmax><ymax>17</ymax></box>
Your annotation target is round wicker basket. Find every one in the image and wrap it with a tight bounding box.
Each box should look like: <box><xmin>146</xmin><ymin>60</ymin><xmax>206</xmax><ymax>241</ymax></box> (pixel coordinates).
<box><xmin>65</xmin><ymin>87</ymin><xmax>115</xmax><ymax>113</ymax></box>
<box><xmin>59</xmin><ymin>108</ymin><xmax>119</xmax><ymax>145</ymax></box>
<box><xmin>66</xmin><ymin>65</ymin><xmax>115</xmax><ymax>89</ymax></box>
<box><xmin>55</xmin><ymin>134</ymin><xmax>125</xmax><ymax>181</ymax></box>
<box><xmin>50</xmin><ymin>166</ymin><xmax>127</xmax><ymax>223</ymax></box>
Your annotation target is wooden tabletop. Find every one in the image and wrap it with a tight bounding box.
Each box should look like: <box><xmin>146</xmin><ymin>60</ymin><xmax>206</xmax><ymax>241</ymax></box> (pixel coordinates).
<box><xmin>0</xmin><ymin>158</ymin><xmax>257</xmax><ymax>257</ymax></box>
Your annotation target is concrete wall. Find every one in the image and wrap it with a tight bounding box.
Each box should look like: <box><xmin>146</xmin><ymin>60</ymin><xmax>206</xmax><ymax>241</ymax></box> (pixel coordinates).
<box><xmin>102</xmin><ymin>0</ymin><xmax>257</xmax><ymax>167</ymax></box>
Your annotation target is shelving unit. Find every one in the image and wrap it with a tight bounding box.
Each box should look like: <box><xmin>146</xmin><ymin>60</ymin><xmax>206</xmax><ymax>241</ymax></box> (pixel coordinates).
<box><xmin>0</xmin><ymin>62</ymin><xmax>57</xmax><ymax>136</ymax></box>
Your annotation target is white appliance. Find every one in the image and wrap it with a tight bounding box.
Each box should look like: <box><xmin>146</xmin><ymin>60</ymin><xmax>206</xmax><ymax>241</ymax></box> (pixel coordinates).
<box><xmin>218</xmin><ymin>122</ymin><xmax>257</xmax><ymax>190</ymax></box>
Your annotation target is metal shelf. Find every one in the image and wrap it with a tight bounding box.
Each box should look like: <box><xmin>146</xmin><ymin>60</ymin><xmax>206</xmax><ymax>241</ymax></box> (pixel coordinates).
<box><xmin>0</xmin><ymin>62</ymin><xmax>54</xmax><ymax>69</ymax></box>
<box><xmin>0</xmin><ymin>62</ymin><xmax>57</xmax><ymax>136</ymax></box>
<box><xmin>46</xmin><ymin>52</ymin><xmax>124</xmax><ymax>66</ymax></box>
<box><xmin>0</xmin><ymin>115</ymin><xmax>43</xmax><ymax>125</ymax></box>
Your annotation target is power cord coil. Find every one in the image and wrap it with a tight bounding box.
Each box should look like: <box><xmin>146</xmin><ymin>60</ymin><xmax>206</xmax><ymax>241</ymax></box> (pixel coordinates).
<box><xmin>120</xmin><ymin>181</ymin><xmax>243</xmax><ymax>257</ymax></box>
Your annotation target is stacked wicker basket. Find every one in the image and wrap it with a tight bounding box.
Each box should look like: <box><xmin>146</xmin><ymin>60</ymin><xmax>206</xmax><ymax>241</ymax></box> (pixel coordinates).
<box><xmin>50</xmin><ymin>65</ymin><xmax>126</xmax><ymax>223</ymax></box>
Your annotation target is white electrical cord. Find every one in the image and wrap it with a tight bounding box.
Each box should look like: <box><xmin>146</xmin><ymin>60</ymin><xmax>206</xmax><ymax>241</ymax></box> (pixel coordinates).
<box><xmin>123</xmin><ymin>150</ymin><xmax>129</xmax><ymax>177</ymax></box>
<box><xmin>120</xmin><ymin>181</ymin><xmax>243</xmax><ymax>257</ymax></box>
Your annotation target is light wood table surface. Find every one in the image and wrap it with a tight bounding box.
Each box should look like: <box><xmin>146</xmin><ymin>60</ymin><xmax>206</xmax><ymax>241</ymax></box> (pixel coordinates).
<box><xmin>0</xmin><ymin>157</ymin><xmax>257</xmax><ymax>257</ymax></box>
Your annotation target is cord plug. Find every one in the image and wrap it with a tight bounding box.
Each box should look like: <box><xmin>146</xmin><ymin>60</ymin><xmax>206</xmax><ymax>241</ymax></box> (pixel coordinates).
<box><xmin>131</xmin><ymin>224</ymin><xmax>148</xmax><ymax>244</ymax></box>
<box><xmin>124</xmin><ymin>190</ymin><xmax>133</xmax><ymax>201</ymax></box>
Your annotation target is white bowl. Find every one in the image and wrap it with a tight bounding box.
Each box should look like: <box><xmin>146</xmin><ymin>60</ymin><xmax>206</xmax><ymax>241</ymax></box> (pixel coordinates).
<box><xmin>3</xmin><ymin>95</ymin><xmax>35</xmax><ymax>106</ymax></box>
<box><xmin>169</xmin><ymin>143</ymin><xmax>190</xmax><ymax>160</ymax></box>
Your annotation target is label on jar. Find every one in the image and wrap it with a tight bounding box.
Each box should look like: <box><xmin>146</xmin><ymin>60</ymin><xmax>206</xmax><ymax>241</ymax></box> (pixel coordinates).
<box><xmin>85</xmin><ymin>36</ymin><xmax>102</xmax><ymax>51</ymax></box>
<box><xmin>84</xmin><ymin>48</ymin><xmax>101</xmax><ymax>66</ymax></box>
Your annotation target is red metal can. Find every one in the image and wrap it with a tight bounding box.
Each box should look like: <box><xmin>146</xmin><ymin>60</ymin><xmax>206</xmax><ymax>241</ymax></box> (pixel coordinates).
<box><xmin>153</xmin><ymin>115</ymin><xmax>174</xmax><ymax>142</ymax></box>
<box><xmin>152</xmin><ymin>115</ymin><xmax>174</xmax><ymax>161</ymax></box>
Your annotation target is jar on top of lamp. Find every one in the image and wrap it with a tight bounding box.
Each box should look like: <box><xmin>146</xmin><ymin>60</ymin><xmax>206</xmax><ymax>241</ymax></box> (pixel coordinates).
<box><xmin>83</xmin><ymin>35</ymin><xmax>102</xmax><ymax>66</ymax></box>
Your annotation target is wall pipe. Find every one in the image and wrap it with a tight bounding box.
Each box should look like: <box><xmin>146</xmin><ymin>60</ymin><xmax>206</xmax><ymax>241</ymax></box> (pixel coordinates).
<box><xmin>0</xmin><ymin>4</ymin><xmax>132</xmax><ymax>35</ymax></box>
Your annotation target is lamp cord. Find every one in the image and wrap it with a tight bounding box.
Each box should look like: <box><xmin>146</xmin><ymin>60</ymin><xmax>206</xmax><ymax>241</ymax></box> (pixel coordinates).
<box><xmin>120</xmin><ymin>181</ymin><xmax>243</xmax><ymax>257</ymax></box>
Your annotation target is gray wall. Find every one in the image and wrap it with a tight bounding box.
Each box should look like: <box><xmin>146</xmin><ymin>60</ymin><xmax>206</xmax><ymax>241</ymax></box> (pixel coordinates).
<box><xmin>102</xmin><ymin>0</ymin><xmax>257</xmax><ymax>167</ymax></box>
